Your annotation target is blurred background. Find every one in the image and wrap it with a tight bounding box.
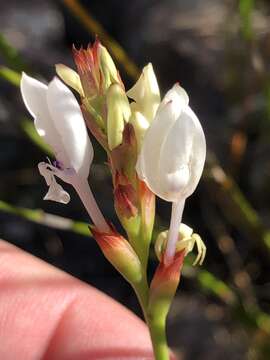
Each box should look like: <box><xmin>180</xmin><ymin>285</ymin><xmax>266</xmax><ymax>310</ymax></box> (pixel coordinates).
<box><xmin>0</xmin><ymin>0</ymin><xmax>270</xmax><ymax>359</ymax></box>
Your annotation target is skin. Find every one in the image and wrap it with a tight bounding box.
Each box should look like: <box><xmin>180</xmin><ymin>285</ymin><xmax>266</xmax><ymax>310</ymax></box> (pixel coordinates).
<box><xmin>0</xmin><ymin>239</ymin><xmax>155</xmax><ymax>360</ymax></box>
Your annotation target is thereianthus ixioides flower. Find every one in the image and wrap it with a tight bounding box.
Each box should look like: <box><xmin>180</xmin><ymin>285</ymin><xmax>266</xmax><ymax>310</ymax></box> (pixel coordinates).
<box><xmin>136</xmin><ymin>83</ymin><xmax>206</xmax><ymax>265</ymax></box>
<box><xmin>20</xmin><ymin>39</ymin><xmax>206</xmax><ymax>360</ymax></box>
<box><xmin>20</xmin><ymin>73</ymin><xmax>109</xmax><ymax>233</ymax></box>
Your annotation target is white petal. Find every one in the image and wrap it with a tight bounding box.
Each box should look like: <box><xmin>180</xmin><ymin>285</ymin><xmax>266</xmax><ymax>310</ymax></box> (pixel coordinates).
<box><xmin>129</xmin><ymin>109</ymin><xmax>149</xmax><ymax>150</ymax></box>
<box><xmin>38</xmin><ymin>162</ymin><xmax>53</xmax><ymax>186</ymax></box>
<box><xmin>47</xmin><ymin>77</ymin><xmax>93</xmax><ymax>178</ymax></box>
<box><xmin>44</xmin><ymin>179</ymin><xmax>70</xmax><ymax>204</ymax></box>
<box><xmin>127</xmin><ymin>63</ymin><xmax>160</xmax><ymax>101</ymax></box>
<box><xmin>158</xmin><ymin>106</ymin><xmax>206</xmax><ymax>201</ymax></box>
<box><xmin>127</xmin><ymin>63</ymin><xmax>160</xmax><ymax>122</ymax></box>
<box><xmin>186</xmin><ymin>106</ymin><xmax>206</xmax><ymax>192</ymax></box>
<box><xmin>160</xmin><ymin>166</ymin><xmax>190</xmax><ymax>201</ymax></box>
<box><xmin>170</xmin><ymin>83</ymin><xmax>189</xmax><ymax>107</ymax></box>
<box><xmin>135</xmin><ymin>98</ymin><xmax>179</xmax><ymax>196</ymax></box>
<box><xmin>20</xmin><ymin>73</ymin><xmax>68</xmax><ymax>164</ymax></box>
<box><xmin>136</xmin><ymin>147</ymin><xmax>147</xmax><ymax>182</ymax></box>
<box><xmin>38</xmin><ymin>162</ymin><xmax>70</xmax><ymax>204</ymax></box>
<box><xmin>158</xmin><ymin>83</ymin><xmax>189</xmax><ymax>120</ymax></box>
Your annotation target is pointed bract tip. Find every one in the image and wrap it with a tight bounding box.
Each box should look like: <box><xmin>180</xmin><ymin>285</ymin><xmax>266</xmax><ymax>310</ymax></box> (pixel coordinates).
<box><xmin>92</xmin><ymin>226</ymin><xmax>143</xmax><ymax>284</ymax></box>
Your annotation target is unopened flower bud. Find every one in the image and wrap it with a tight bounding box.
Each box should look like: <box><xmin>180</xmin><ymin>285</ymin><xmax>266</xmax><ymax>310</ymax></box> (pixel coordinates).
<box><xmin>55</xmin><ymin>64</ymin><xmax>84</xmax><ymax>96</ymax></box>
<box><xmin>73</xmin><ymin>40</ymin><xmax>122</xmax><ymax>99</ymax></box>
<box><xmin>73</xmin><ymin>41</ymin><xmax>101</xmax><ymax>98</ymax></box>
<box><xmin>127</xmin><ymin>63</ymin><xmax>160</xmax><ymax>123</ymax></box>
<box><xmin>99</xmin><ymin>44</ymin><xmax>121</xmax><ymax>91</ymax></box>
<box><xmin>92</xmin><ymin>226</ymin><xmax>143</xmax><ymax>284</ymax></box>
<box><xmin>107</xmin><ymin>83</ymin><xmax>131</xmax><ymax>150</ymax></box>
<box><xmin>126</xmin><ymin>64</ymin><xmax>160</xmax><ymax>150</ymax></box>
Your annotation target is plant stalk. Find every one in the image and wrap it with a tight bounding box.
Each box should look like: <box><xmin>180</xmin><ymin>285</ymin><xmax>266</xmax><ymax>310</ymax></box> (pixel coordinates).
<box><xmin>133</xmin><ymin>273</ymin><xmax>170</xmax><ymax>360</ymax></box>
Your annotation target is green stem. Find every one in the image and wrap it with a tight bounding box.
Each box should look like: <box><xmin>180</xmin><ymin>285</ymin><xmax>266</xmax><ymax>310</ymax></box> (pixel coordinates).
<box><xmin>133</xmin><ymin>272</ymin><xmax>149</xmax><ymax>319</ymax></box>
<box><xmin>133</xmin><ymin>274</ymin><xmax>169</xmax><ymax>360</ymax></box>
<box><xmin>148</xmin><ymin>313</ymin><xmax>169</xmax><ymax>360</ymax></box>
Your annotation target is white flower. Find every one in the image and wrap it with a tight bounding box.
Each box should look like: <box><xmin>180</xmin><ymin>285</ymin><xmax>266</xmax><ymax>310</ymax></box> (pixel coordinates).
<box><xmin>136</xmin><ymin>83</ymin><xmax>206</xmax><ymax>264</ymax></box>
<box><xmin>21</xmin><ymin>72</ymin><xmax>93</xmax><ymax>204</ymax></box>
<box><xmin>21</xmin><ymin>73</ymin><xmax>109</xmax><ymax>232</ymax></box>
<box><xmin>127</xmin><ymin>63</ymin><xmax>160</xmax><ymax>148</ymax></box>
<box><xmin>136</xmin><ymin>83</ymin><xmax>205</xmax><ymax>202</ymax></box>
<box><xmin>127</xmin><ymin>63</ymin><xmax>160</xmax><ymax>123</ymax></box>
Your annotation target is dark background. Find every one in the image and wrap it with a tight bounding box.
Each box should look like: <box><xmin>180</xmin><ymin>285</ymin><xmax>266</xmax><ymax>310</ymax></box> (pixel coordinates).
<box><xmin>0</xmin><ymin>0</ymin><xmax>270</xmax><ymax>359</ymax></box>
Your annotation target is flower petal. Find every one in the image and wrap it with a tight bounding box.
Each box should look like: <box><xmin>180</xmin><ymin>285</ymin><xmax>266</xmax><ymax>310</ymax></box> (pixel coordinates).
<box><xmin>38</xmin><ymin>162</ymin><xmax>53</xmax><ymax>186</ymax></box>
<box><xmin>158</xmin><ymin>106</ymin><xmax>205</xmax><ymax>201</ymax></box>
<box><xmin>43</xmin><ymin>178</ymin><xmax>70</xmax><ymax>204</ymax></box>
<box><xmin>38</xmin><ymin>162</ymin><xmax>70</xmax><ymax>204</ymax></box>
<box><xmin>136</xmin><ymin>96</ymin><xmax>179</xmax><ymax>197</ymax></box>
<box><xmin>55</xmin><ymin>64</ymin><xmax>84</xmax><ymax>96</ymax></box>
<box><xmin>20</xmin><ymin>73</ymin><xmax>68</xmax><ymax>164</ymax></box>
<box><xmin>47</xmin><ymin>77</ymin><xmax>93</xmax><ymax>178</ymax></box>
<box><xmin>157</xmin><ymin>83</ymin><xmax>188</xmax><ymax>119</ymax></box>
<box><xmin>129</xmin><ymin>109</ymin><xmax>149</xmax><ymax>150</ymax></box>
<box><xmin>127</xmin><ymin>63</ymin><xmax>160</xmax><ymax>123</ymax></box>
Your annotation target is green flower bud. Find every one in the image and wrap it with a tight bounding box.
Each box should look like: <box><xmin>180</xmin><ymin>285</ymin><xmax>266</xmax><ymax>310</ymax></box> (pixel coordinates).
<box><xmin>106</xmin><ymin>83</ymin><xmax>131</xmax><ymax>150</ymax></box>
<box><xmin>55</xmin><ymin>64</ymin><xmax>84</xmax><ymax>96</ymax></box>
<box><xmin>99</xmin><ymin>44</ymin><xmax>120</xmax><ymax>91</ymax></box>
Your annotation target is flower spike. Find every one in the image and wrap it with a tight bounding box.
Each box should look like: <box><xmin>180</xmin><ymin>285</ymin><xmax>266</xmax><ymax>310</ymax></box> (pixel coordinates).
<box><xmin>20</xmin><ymin>45</ymin><xmax>207</xmax><ymax>359</ymax></box>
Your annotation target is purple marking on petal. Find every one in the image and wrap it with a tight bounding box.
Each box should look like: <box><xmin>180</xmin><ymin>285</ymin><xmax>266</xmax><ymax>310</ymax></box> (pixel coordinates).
<box><xmin>53</xmin><ymin>159</ymin><xmax>64</xmax><ymax>170</ymax></box>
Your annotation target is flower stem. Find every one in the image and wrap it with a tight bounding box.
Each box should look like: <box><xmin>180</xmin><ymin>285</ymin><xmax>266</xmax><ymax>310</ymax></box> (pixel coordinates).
<box><xmin>133</xmin><ymin>274</ymin><xmax>170</xmax><ymax>360</ymax></box>
<box><xmin>133</xmin><ymin>273</ymin><xmax>149</xmax><ymax>318</ymax></box>
<box><xmin>148</xmin><ymin>313</ymin><xmax>169</xmax><ymax>360</ymax></box>
<box><xmin>73</xmin><ymin>178</ymin><xmax>110</xmax><ymax>232</ymax></box>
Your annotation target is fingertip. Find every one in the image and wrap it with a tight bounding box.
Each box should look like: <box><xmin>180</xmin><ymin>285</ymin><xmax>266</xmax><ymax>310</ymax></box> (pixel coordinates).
<box><xmin>0</xmin><ymin>240</ymin><xmax>153</xmax><ymax>359</ymax></box>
